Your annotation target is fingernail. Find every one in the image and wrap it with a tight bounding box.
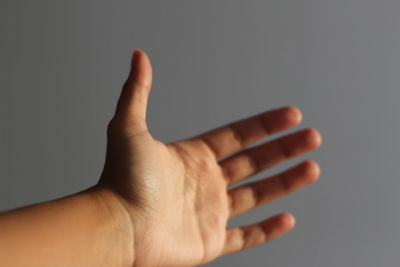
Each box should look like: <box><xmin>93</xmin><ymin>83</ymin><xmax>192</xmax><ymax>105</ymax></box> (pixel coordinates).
<box><xmin>130</xmin><ymin>49</ymin><xmax>140</xmax><ymax>71</ymax></box>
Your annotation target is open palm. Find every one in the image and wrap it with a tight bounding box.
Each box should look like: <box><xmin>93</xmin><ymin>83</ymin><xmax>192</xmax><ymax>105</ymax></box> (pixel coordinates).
<box><xmin>98</xmin><ymin>50</ymin><xmax>321</xmax><ymax>267</ymax></box>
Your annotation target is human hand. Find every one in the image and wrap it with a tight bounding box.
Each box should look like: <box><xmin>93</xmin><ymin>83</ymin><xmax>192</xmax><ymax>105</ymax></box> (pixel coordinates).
<box><xmin>96</xmin><ymin>50</ymin><xmax>322</xmax><ymax>267</ymax></box>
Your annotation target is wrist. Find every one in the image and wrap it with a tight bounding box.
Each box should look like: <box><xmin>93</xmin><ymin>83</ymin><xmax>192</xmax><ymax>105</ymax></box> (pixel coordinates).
<box><xmin>87</xmin><ymin>184</ymin><xmax>135</xmax><ymax>267</ymax></box>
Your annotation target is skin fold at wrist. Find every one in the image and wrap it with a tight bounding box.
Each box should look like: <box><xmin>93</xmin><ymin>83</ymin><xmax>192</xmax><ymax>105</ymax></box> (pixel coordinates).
<box><xmin>88</xmin><ymin>184</ymin><xmax>136</xmax><ymax>267</ymax></box>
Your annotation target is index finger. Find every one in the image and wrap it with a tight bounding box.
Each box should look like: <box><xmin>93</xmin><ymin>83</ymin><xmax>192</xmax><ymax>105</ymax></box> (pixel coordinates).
<box><xmin>191</xmin><ymin>106</ymin><xmax>302</xmax><ymax>160</ymax></box>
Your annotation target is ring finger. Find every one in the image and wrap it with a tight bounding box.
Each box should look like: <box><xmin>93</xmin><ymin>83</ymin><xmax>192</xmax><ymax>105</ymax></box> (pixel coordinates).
<box><xmin>228</xmin><ymin>160</ymin><xmax>320</xmax><ymax>218</ymax></box>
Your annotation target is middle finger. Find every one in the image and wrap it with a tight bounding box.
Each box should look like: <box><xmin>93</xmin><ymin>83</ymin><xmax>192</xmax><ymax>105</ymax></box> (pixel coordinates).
<box><xmin>219</xmin><ymin>128</ymin><xmax>321</xmax><ymax>186</ymax></box>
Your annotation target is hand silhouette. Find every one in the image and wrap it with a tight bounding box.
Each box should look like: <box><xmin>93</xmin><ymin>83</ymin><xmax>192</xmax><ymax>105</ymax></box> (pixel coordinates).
<box><xmin>97</xmin><ymin>49</ymin><xmax>322</xmax><ymax>267</ymax></box>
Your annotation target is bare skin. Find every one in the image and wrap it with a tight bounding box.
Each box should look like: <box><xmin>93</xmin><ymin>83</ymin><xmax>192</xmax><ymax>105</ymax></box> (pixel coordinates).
<box><xmin>98</xmin><ymin>49</ymin><xmax>322</xmax><ymax>266</ymax></box>
<box><xmin>0</xmin><ymin>49</ymin><xmax>321</xmax><ymax>267</ymax></box>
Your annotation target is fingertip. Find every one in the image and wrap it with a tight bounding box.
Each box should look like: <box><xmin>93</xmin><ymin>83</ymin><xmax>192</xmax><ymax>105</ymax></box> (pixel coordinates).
<box><xmin>285</xmin><ymin>106</ymin><xmax>303</xmax><ymax>125</ymax></box>
<box><xmin>280</xmin><ymin>212</ymin><xmax>296</xmax><ymax>230</ymax></box>
<box><xmin>301</xmin><ymin>160</ymin><xmax>321</xmax><ymax>183</ymax></box>
<box><xmin>130</xmin><ymin>48</ymin><xmax>152</xmax><ymax>70</ymax></box>
<box><xmin>135</xmin><ymin>49</ymin><xmax>152</xmax><ymax>65</ymax></box>
<box><xmin>303</xmin><ymin>128</ymin><xmax>322</xmax><ymax>149</ymax></box>
<box><xmin>266</xmin><ymin>213</ymin><xmax>296</xmax><ymax>234</ymax></box>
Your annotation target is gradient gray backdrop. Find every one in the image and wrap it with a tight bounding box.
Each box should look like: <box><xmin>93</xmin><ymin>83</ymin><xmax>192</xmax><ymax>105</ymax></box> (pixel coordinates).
<box><xmin>1</xmin><ymin>1</ymin><xmax>399</xmax><ymax>266</ymax></box>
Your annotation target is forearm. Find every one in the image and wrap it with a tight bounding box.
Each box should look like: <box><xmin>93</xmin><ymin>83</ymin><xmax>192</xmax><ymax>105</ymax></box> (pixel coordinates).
<box><xmin>0</xmin><ymin>186</ymin><xmax>134</xmax><ymax>267</ymax></box>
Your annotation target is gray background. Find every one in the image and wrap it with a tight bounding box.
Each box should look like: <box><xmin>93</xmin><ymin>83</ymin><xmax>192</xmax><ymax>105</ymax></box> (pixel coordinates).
<box><xmin>0</xmin><ymin>1</ymin><xmax>399</xmax><ymax>266</ymax></box>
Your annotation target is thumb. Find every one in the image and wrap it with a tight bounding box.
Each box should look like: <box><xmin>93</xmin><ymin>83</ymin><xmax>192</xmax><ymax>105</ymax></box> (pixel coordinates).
<box><xmin>114</xmin><ymin>49</ymin><xmax>153</xmax><ymax>134</ymax></box>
